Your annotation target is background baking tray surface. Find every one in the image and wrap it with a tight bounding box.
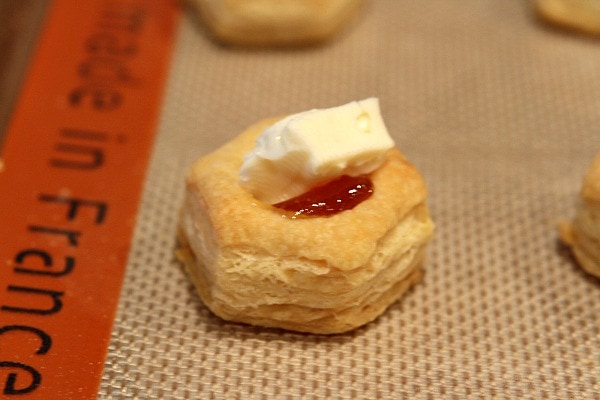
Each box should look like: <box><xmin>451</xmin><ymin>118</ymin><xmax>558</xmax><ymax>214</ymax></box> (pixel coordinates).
<box><xmin>96</xmin><ymin>1</ymin><xmax>599</xmax><ymax>398</ymax></box>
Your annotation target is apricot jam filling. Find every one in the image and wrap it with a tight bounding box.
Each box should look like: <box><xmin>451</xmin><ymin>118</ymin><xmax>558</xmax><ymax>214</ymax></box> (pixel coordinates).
<box><xmin>273</xmin><ymin>175</ymin><xmax>373</xmax><ymax>218</ymax></box>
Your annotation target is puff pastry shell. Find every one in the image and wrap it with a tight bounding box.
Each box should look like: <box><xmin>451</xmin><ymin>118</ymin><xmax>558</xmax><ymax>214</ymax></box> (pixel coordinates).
<box><xmin>534</xmin><ymin>0</ymin><xmax>600</xmax><ymax>36</ymax></box>
<box><xmin>185</xmin><ymin>0</ymin><xmax>364</xmax><ymax>46</ymax></box>
<box><xmin>177</xmin><ymin>118</ymin><xmax>434</xmax><ymax>334</ymax></box>
<box><xmin>560</xmin><ymin>153</ymin><xmax>600</xmax><ymax>277</ymax></box>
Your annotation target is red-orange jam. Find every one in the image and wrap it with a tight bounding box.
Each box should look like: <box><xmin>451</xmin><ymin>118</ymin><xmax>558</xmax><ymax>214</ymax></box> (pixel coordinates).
<box><xmin>273</xmin><ymin>175</ymin><xmax>373</xmax><ymax>218</ymax></box>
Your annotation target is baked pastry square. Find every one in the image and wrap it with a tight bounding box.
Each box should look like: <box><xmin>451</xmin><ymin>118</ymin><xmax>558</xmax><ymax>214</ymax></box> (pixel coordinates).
<box><xmin>560</xmin><ymin>153</ymin><xmax>600</xmax><ymax>277</ymax></box>
<box><xmin>185</xmin><ymin>0</ymin><xmax>364</xmax><ymax>46</ymax></box>
<box><xmin>177</xmin><ymin>118</ymin><xmax>434</xmax><ymax>334</ymax></box>
<box><xmin>533</xmin><ymin>0</ymin><xmax>600</xmax><ymax>36</ymax></box>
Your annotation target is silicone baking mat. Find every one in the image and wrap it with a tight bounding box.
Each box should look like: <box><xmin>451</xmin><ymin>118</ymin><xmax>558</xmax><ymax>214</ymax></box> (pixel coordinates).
<box><xmin>16</xmin><ymin>0</ymin><xmax>600</xmax><ymax>398</ymax></box>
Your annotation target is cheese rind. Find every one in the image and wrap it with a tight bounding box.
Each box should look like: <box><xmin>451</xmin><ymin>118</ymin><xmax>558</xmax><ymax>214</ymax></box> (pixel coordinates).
<box><xmin>239</xmin><ymin>98</ymin><xmax>395</xmax><ymax>204</ymax></box>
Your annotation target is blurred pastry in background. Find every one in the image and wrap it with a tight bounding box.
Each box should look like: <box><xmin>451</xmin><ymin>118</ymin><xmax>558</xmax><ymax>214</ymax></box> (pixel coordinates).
<box><xmin>559</xmin><ymin>153</ymin><xmax>600</xmax><ymax>277</ymax></box>
<box><xmin>533</xmin><ymin>0</ymin><xmax>600</xmax><ymax>36</ymax></box>
<box><xmin>184</xmin><ymin>0</ymin><xmax>365</xmax><ymax>46</ymax></box>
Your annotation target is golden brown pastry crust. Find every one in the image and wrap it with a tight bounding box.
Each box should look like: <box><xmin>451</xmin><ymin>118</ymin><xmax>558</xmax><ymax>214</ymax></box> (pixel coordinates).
<box><xmin>560</xmin><ymin>153</ymin><xmax>600</xmax><ymax>277</ymax></box>
<box><xmin>582</xmin><ymin>153</ymin><xmax>600</xmax><ymax>202</ymax></box>
<box><xmin>185</xmin><ymin>0</ymin><xmax>365</xmax><ymax>46</ymax></box>
<box><xmin>177</xmin><ymin>118</ymin><xmax>435</xmax><ymax>334</ymax></box>
<box><xmin>533</xmin><ymin>0</ymin><xmax>600</xmax><ymax>36</ymax></box>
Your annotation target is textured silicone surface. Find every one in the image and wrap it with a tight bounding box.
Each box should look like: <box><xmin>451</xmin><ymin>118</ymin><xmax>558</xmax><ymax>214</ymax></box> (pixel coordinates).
<box><xmin>100</xmin><ymin>1</ymin><xmax>599</xmax><ymax>398</ymax></box>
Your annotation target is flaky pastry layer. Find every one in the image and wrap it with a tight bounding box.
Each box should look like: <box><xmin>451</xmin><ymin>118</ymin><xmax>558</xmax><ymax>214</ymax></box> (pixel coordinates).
<box><xmin>560</xmin><ymin>153</ymin><xmax>600</xmax><ymax>277</ymax></box>
<box><xmin>533</xmin><ymin>0</ymin><xmax>600</xmax><ymax>36</ymax></box>
<box><xmin>186</xmin><ymin>0</ymin><xmax>364</xmax><ymax>46</ymax></box>
<box><xmin>177</xmin><ymin>117</ymin><xmax>435</xmax><ymax>333</ymax></box>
